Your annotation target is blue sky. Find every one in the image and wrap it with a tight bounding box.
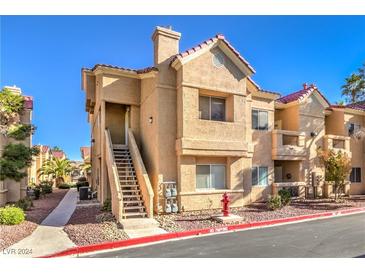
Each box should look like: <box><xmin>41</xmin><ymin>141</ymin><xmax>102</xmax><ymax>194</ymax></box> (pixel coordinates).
<box><xmin>1</xmin><ymin>16</ymin><xmax>365</xmax><ymax>160</ymax></box>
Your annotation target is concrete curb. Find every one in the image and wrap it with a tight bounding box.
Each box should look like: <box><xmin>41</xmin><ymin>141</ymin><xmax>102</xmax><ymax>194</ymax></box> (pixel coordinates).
<box><xmin>40</xmin><ymin>206</ymin><xmax>365</xmax><ymax>258</ymax></box>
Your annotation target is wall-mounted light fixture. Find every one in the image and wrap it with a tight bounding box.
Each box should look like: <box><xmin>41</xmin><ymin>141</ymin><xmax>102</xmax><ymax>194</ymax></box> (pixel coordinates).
<box><xmin>149</xmin><ymin>116</ymin><xmax>153</xmax><ymax>124</ymax></box>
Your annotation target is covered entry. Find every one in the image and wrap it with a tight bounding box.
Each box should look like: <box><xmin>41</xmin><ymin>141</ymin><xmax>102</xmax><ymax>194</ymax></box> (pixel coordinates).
<box><xmin>105</xmin><ymin>102</ymin><xmax>129</xmax><ymax>145</ymax></box>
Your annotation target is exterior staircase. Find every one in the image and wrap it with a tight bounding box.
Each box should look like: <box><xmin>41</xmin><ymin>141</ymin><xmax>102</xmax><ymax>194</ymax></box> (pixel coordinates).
<box><xmin>113</xmin><ymin>146</ymin><xmax>147</xmax><ymax>219</ymax></box>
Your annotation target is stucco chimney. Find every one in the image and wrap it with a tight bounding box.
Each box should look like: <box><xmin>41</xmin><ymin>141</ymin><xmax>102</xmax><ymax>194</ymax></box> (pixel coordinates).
<box><xmin>152</xmin><ymin>26</ymin><xmax>181</xmax><ymax>65</ymax></box>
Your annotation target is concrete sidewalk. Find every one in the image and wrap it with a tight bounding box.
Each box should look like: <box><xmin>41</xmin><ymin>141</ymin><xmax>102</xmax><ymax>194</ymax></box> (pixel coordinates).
<box><xmin>2</xmin><ymin>188</ymin><xmax>78</xmax><ymax>258</ymax></box>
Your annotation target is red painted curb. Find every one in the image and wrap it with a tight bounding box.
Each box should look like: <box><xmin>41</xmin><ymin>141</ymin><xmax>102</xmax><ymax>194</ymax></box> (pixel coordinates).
<box><xmin>40</xmin><ymin>206</ymin><xmax>365</xmax><ymax>258</ymax></box>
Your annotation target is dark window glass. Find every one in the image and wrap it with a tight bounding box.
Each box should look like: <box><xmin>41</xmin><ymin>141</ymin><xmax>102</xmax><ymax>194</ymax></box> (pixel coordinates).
<box><xmin>199</xmin><ymin>96</ymin><xmax>225</xmax><ymax>121</ymax></box>
<box><xmin>350</xmin><ymin>168</ymin><xmax>361</xmax><ymax>183</ymax></box>
<box><xmin>252</xmin><ymin>110</ymin><xmax>259</xmax><ymax>130</ymax></box>
<box><xmin>252</xmin><ymin>109</ymin><xmax>268</xmax><ymax>130</ymax></box>
<box><xmin>199</xmin><ymin>96</ymin><xmax>210</xmax><ymax>120</ymax></box>
<box><xmin>211</xmin><ymin>98</ymin><xmax>225</xmax><ymax>121</ymax></box>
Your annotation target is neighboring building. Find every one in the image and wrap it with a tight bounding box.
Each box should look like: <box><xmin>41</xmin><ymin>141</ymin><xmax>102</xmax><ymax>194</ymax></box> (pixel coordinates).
<box><xmin>0</xmin><ymin>86</ymin><xmax>33</xmax><ymax>206</ymax></box>
<box><xmin>51</xmin><ymin>150</ymin><xmax>66</xmax><ymax>160</ymax></box>
<box><xmin>80</xmin><ymin>146</ymin><xmax>91</xmax><ymax>181</ymax></box>
<box><xmin>29</xmin><ymin>145</ymin><xmax>67</xmax><ymax>185</ymax></box>
<box><xmin>81</xmin><ymin>26</ymin><xmax>364</xmax><ymax>221</ymax></box>
<box><xmin>30</xmin><ymin>145</ymin><xmax>51</xmax><ymax>184</ymax></box>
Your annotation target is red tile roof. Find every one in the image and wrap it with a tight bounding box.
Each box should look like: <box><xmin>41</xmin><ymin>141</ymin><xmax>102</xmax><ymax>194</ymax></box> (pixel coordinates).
<box><xmin>80</xmin><ymin>146</ymin><xmax>90</xmax><ymax>160</ymax></box>
<box><xmin>345</xmin><ymin>102</ymin><xmax>365</xmax><ymax>111</ymax></box>
<box><xmin>52</xmin><ymin>151</ymin><xmax>65</xmax><ymax>159</ymax></box>
<box><xmin>23</xmin><ymin>96</ymin><xmax>33</xmax><ymax>109</ymax></box>
<box><xmin>41</xmin><ymin>145</ymin><xmax>49</xmax><ymax>154</ymax></box>
<box><xmin>170</xmin><ymin>34</ymin><xmax>255</xmax><ymax>74</ymax></box>
<box><xmin>82</xmin><ymin>64</ymin><xmax>158</xmax><ymax>74</ymax></box>
<box><xmin>276</xmin><ymin>84</ymin><xmax>331</xmax><ymax>106</ymax></box>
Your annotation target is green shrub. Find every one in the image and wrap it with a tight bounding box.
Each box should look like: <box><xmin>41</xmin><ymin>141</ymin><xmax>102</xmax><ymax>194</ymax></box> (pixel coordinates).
<box><xmin>39</xmin><ymin>181</ymin><xmax>53</xmax><ymax>194</ymax></box>
<box><xmin>278</xmin><ymin>189</ymin><xmax>292</xmax><ymax>206</ymax></box>
<box><xmin>267</xmin><ymin>195</ymin><xmax>282</xmax><ymax>211</ymax></box>
<box><xmin>33</xmin><ymin>187</ymin><xmax>41</xmax><ymax>200</ymax></box>
<box><xmin>102</xmin><ymin>199</ymin><xmax>112</xmax><ymax>212</ymax></box>
<box><xmin>78</xmin><ymin>176</ymin><xmax>87</xmax><ymax>182</ymax></box>
<box><xmin>76</xmin><ymin>181</ymin><xmax>89</xmax><ymax>191</ymax></box>
<box><xmin>58</xmin><ymin>183</ymin><xmax>70</xmax><ymax>189</ymax></box>
<box><xmin>15</xmin><ymin>197</ymin><xmax>33</xmax><ymax>211</ymax></box>
<box><xmin>0</xmin><ymin>206</ymin><xmax>25</xmax><ymax>225</ymax></box>
<box><xmin>7</xmin><ymin>124</ymin><xmax>35</xmax><ymax>140</ymax></box>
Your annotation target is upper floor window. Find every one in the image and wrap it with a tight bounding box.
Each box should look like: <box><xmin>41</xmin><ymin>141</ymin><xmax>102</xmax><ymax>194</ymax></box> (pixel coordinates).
<box><xmin>350</xmin><ymin>167</ymin><xmax>361</xmax><ymax>183</ymax></box>
<box><xmin>199</xmin><ymin>95</ymin><xmax>225</xmax><ymax>121</ymax></box>
<box><xmin>252</xmin><ymin>109</ymin><xmax>268</xmax><ymax>130</ymax></box>
<box><xmin>348</xmin><ymin>123</ymin><xmax>361</xmax><ymax>136</ymax></box>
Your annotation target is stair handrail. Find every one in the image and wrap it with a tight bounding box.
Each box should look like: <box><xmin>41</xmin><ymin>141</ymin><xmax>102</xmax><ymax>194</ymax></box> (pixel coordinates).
<box><xmin>104</xmin><ymin>129</ymin><xmax>124</xmax><ymax>221</ymax></box>
<box><xmin>128</xmin><ymin>130</ymin><xmax>154</xmax><ymax>218</ymax></box>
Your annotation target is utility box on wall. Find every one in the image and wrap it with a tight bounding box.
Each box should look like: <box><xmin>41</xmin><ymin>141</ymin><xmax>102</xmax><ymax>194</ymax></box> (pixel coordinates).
<box><xmin>163</xmin><ymin>181</ymin><xmax>178</xmax><ymax>213</ymax></box>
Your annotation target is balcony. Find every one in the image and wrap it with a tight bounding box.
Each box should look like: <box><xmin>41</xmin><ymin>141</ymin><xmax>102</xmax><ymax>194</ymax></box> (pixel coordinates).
<box><xmin>272</xmin><ymin>130</ymin><xmax>306</xmax><ymax>160</ymax></box>
<box><xmin>323</xmin><ymin>135</ymin><xmax>351</xmax><ymax>157</ymax></box>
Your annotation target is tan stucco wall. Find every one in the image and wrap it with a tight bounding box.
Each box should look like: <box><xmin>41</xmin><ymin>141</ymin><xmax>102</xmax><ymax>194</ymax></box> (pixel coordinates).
<box><xmin>296</xmin><ymin>95</ymin><xmax>325</xmax><ymax>192</ymax></box>
<box><xmin>344</xmin><ymin>112</ymin><xmax>365</xmax><ymax>194</ymax></box>
<box><xmin>251</xmin><ymin>96</ymin><xmax>275</xmax><ymax>202</ymax></box>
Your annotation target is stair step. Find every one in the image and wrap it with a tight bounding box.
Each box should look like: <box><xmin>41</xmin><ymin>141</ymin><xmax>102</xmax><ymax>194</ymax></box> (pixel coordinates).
<box><xmin>122</xmin><ymin>189</ymin><xmax>140</xmax><ymax>194</ymax></box>
<box><xmin>121</xmin><ymin>185</ymin><xmax>139</xmax><ymax>188</ymax></box>
<box><xmin>124</xmin><ymin>212</ymin><xmax>147</xmax><ymax>218</ymax></box>
<box><xmin>123</xmin><ymin>200</ymin><xmax>144</xmax><ymax>204</ymax></box>
<box><xmin>119</xmin><ymin>179</ymin><xmax>137</xmax><ymax>183</ymax></box>
<box><xmin>123</xmin><ymin>194</ymin><xmax>142</xmax><ymax>198</ymax></box>
<box><xmin>124</xmin><ymin>206</ymin><xmax>145</xmax><ymax>210</ymax></box>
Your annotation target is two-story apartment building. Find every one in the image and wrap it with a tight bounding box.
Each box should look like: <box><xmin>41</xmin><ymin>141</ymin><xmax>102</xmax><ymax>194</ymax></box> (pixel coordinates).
<box><xmin>0</xmin><ymin>86</ymin><xmax>33</xmax><ymax>206</ymax></box>
<box><xmin>81</xmin><ymin>26</ymin><xmax>365</xmax><ymax>221</ymax></box>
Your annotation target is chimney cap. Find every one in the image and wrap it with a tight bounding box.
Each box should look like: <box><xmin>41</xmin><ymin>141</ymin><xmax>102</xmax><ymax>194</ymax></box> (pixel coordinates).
<box><xmin>152</xmin><ymin>26</ymin><xmax>181</xmax><ymax>41</ymax></box>
<box><xmin>303</xmin><ymin>83</ymin><xmax>308</xmax><ymax>89</ymax></box>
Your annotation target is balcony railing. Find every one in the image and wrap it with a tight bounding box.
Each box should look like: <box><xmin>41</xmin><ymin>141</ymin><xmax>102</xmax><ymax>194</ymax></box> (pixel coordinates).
<box><xmin>272</xmin><ymin>129</ymin><xmax>306</xmax><ymax>160</ymax></box>
<box><xmin>323</xmin><ymin>135</ymin><xmax>351</xmax><ymax>157</ymax></box>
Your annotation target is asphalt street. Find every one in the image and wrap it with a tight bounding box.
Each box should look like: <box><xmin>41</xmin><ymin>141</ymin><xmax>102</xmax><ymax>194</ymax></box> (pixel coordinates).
<box><xmin>83</xmin><ymin>213</ymin><xmax>365</xmax><ymax>258</ymax></box>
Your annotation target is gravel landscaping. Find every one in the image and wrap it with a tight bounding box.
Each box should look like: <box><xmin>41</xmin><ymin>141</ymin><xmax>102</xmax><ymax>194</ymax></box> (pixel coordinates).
<box><xmin>0</xmin><ymin>188</ymin><xmax>68</xmax><ymax>250</ymax></box>
<box><xmin>155</xmin><ymin>196</ymin><xmax>365</xmax><ymax>232</ymax></box>
<box><xmin>26</xmin><ymin>189</ymin><xmax>68</xmax><ymax>224</ymax></box>
<box><xmin>64</xmin><ymin>205</ymin><xmax>129</xmax><ymax>246</ymax></box>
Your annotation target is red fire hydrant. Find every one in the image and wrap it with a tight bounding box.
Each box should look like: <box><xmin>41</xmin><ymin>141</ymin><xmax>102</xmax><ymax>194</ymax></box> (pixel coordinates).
<box><xmin>221</xmin><ymin>192</ymin><xmax>230</xmax><ymax>217</ymax></box>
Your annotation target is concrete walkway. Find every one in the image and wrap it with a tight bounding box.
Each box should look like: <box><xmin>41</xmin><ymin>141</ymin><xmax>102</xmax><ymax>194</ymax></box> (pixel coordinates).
<box><xmin>2</xmin><ymin>188</ymin><xmax>78</xmax><ymax>258</ymax></box>
<box><xmin>120</xmin><ymin>218</ymin><xmax>167</xmax><ymax>238</ymax></box>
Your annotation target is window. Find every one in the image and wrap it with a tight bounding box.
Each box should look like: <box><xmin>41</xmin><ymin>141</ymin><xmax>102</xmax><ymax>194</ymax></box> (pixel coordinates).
<box><xmin>252</xmin><ymin>166</ymin><xmax>269</xmax><ymax>186</ymax></box>
<box><xmin>348</xmin><ymin>123</ymin><xmax>361</xmax><ymax>136</ymax></box>
<box><xmin>252</xmin><ymin>109</ymin><xmax>268</xmax><ymax>130</ymax></box>
<box><xmin>196</xmin><ymin>165</ymin><xmax>226</xmax><ymax>189</ymax></box>
<box><xmin>350</xmin><ymin>167</ymin><xmax>361</xmax><ymax>183</ymax></box>
<box><xmin>199</xmin><ymin>96</ymin><xmax>225</xmax><ymax>121</ymax></box>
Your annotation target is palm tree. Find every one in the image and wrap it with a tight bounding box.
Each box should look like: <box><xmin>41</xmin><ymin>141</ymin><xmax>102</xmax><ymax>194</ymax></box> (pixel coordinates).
<box><xmin>38</xmin><ymin>158</ymin><xmax>73</xmax><ymax>186</ymax></box>
<box><xmin>341</xmin><ymin>73</ymin><xmax>365</xmax><ymax>104</ymax></box>
<box><xmin>80</xmin><ymin>162</ymin><xmax>91</xmax><ymax>176</ymax></box>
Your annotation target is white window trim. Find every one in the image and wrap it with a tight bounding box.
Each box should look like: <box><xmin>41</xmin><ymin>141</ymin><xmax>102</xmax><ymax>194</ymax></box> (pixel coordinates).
<box><xmin>252</xmin><ymin>108</ymin><xmax>269</xmax><ymax>131</ymax></box>
<box><xmin>199</xmin><ymin>95</ymin><xmax>226</xmax><ymax>121</ymax></box>
<box><xmin>196</xmin><ymin>164</ymin><xmax>227</xmax><ymax>191</ymax></box>
<box><xmin>252</xmin><ymin>166</ymin><xmax>269</xmax><ymax>187</ymax></box>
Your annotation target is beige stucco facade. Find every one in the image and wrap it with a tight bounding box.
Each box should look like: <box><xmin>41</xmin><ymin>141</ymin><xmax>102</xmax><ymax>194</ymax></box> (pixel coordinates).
<box><xmin>81</xmin><ymin>27</ymin><xmax>365</xmax><ymax>218</ymax></box>
<box><xmin>0</xmin><ymin>86</ymin><xmax>33</xmax><ymax>206</ymax></box>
